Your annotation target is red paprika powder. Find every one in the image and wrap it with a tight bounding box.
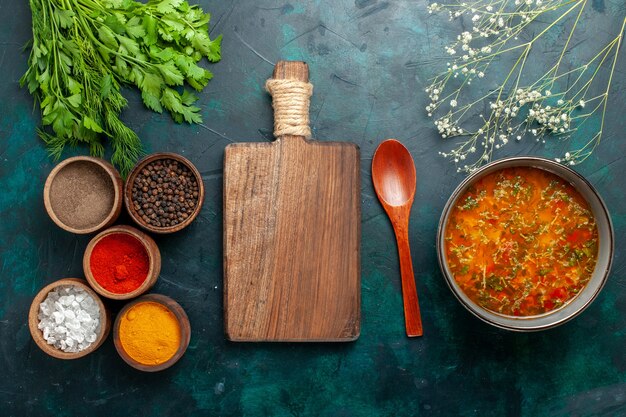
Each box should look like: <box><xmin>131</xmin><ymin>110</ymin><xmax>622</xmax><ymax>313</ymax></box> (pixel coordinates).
<box><xmin>90</xmin><ymin>233</ymin><xmax>150</xmax><ymax>294</ymax></box>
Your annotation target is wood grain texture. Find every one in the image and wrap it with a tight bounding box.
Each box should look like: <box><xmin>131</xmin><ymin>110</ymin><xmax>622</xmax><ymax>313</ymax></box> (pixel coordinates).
<box><xmin>372</xmin><ymin>139</ymin><xmax>423</xmax><ymax>337</ymax></box>
<box><xmin>392</xmin><ymin>215</ymin><xmax>423</xmax><ymax>337</ymax></box>
<box><xmin>223</xmin><ymin>62</ymin><xmax>361</xmax><ymax>342</ymax></box>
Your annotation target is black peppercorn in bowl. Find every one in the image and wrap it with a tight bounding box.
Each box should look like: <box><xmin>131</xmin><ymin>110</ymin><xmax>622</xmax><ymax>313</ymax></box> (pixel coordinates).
<box><xmin>124</xmin><ymin>153</ymin><xmax>205</xmax><ymax>234</ymax></box>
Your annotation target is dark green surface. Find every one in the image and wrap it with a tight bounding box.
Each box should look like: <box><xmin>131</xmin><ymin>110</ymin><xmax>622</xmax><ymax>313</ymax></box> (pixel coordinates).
<box><xmin>1</xmin><ymin>1</ymin><xmax>625</xmax><ymax>416</ymax></box>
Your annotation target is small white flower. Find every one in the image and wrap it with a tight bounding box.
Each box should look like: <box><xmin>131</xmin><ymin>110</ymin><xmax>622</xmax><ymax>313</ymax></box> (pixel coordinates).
<box><xmin>579</xmin><ymin>100</ymin><xmax>586</xmax><ymax>108</ymax></box>
<box><xmin>450</xmin><ymin>99</ymin><xmax>457</xmax><ymax>107</ymax></box>
<box><xmin>428</xmin><ymin>2</ymin><xmax>440</xmax><ymax>13</ymax></box>
<box><xmin>545</xmin><ymin>90</ymin><xmax>552</xmax><ymax>96</ymax></box>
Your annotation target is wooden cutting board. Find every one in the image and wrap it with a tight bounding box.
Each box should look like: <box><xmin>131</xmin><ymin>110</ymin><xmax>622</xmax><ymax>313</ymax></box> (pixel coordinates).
<box><xmin>223</xmin><ymin>61</ymin><xmax>361</xmax><ymax>342</ymax></box>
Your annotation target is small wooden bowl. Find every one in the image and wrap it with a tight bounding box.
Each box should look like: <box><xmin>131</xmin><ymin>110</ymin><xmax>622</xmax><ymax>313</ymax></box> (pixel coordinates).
<box><xmin>44</xmin><ymin>156</ymin><xmax>123</xmax><ymax>234</ymax></box>
<box><xmin>28</xmin><ymin>278</ymin><xmax>111</xmax><ymax>360</ymax></box>
<box><xmin>83</xmin><ymin>225</ymin><xmax>161</xmax><ymax>300</ymax></box>
<box><xmin>113</xmin><ymin>294</ymin><xmax>191</xmax><ymax>372</ymax></box>
<box><xmin>124</xmin><ymin>153</ymin><xmax>205</xmax><ymax>234</ymax></box>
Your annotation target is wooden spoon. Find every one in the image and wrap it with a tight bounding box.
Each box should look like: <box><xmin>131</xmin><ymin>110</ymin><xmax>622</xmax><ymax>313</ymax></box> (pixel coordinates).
<box><xmin>372</xmin><ymin>139</ymin><xmax>423</xmax><ymax>337</ymax></box>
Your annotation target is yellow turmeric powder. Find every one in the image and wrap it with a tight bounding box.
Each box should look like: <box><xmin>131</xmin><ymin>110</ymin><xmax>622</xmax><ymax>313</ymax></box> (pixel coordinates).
<box><xmin>119</xmin><ymin>301</ymin><xmax>181</xmax><ymax>366</ymax></box>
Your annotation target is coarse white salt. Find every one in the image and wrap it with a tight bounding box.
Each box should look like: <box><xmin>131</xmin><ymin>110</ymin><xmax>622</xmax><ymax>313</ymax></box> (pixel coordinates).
<box><xmin>37</xmin><ymin>285</ymin><xmax>101</xmax><ymax>353</ymax></box>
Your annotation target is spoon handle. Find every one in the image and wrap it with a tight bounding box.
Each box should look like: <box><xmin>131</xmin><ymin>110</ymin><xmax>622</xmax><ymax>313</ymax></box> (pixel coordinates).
<box><xmin>394</xmin><ymin>223</ymin><xmax>423</xmax><ymax>337</ymax></box>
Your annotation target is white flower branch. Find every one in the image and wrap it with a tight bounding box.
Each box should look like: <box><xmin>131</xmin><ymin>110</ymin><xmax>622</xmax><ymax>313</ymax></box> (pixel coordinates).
<box><xmin>426</xmin><ymin>0</ymin><xmax>625</xmax><ymax>173</ymax></box>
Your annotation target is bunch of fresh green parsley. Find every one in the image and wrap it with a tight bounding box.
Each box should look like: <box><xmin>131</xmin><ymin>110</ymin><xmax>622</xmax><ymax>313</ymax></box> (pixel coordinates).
<box><xmin>21</xmin><ymin>0</ymin><xmax>222</xmax><ymax>175</ymax></box>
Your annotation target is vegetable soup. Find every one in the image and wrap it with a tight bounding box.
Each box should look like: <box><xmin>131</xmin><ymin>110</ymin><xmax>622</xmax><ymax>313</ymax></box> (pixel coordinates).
<box><xmin>444</xmin><ymin>167</ymin><xmax>598</xmax><ymax>316</ymax></box>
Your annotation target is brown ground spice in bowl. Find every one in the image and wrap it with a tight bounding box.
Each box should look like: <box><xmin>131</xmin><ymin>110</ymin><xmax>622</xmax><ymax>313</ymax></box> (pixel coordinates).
<box><xmin>49</xmin><ymin>160</ymin><xmax>115</xmax><ymax>229</ymax></box>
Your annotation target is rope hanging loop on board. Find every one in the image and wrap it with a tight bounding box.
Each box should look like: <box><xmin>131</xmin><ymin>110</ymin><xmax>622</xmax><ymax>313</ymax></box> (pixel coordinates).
<box><xmin>265</xmin><ymin>79</ymin><xmax>313</xmax><ymax>138</ymax></box>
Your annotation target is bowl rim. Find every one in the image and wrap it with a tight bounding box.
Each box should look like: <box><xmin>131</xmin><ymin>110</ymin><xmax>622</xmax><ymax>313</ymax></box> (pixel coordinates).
<box><xmin>28</xmin><ymin>278</ymin><xmax>110</xmax><ymax>359</ymax></box>
<box><xmin>113</xmin><ymin>294</ymin><xmax>191</xmax><ymax>372</ymax></box>
<box><xmin>83</xmin><ymin>225</ymin><xmax>161</xmax><ymax>300</ymax></box>
<box><xmin>43</xmin><ymin>156</ymin><xmax>123</xmax><ymax>234</ymax></box>
<box><xmin>124</xmin><ymin>152</ymin><xmax>204</xmax><ymax>234</ymax></box>
<box><xmin>436</xmin><ymin>156</ymin><xmax>614</xmax><ymax>331</ymax></box>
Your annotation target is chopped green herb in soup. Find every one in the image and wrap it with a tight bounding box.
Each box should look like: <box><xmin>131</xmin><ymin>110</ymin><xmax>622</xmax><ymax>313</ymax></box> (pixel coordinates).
<box><xmin>445</xmin><ymin>167</ymin><xmax>598</xmax><ymax>316</ymax></box>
